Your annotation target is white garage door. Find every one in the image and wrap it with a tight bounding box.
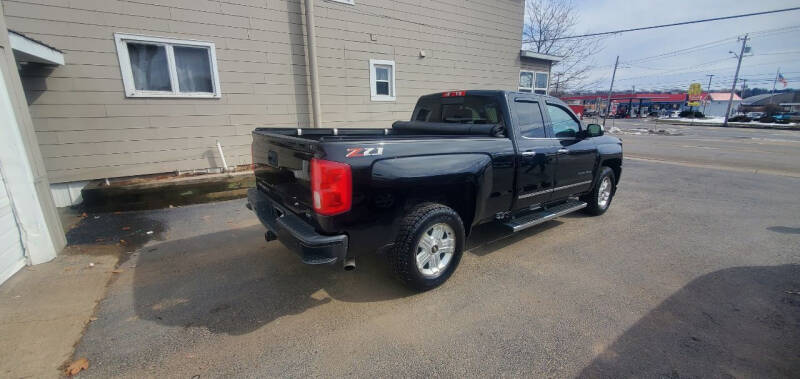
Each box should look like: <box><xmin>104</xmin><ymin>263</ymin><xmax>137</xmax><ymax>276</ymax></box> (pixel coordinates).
<box><xmin>0</xmin><ymin>169</ymin><xmax>25</xmax><ymax>285</ymax></box>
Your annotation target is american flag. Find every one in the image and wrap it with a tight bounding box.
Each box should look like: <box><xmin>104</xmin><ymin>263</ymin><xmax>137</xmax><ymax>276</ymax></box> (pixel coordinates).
<box><xmin>778</xmin><ymin>72</ymin><xmax>788</xmax><ymax>88</ymax></box>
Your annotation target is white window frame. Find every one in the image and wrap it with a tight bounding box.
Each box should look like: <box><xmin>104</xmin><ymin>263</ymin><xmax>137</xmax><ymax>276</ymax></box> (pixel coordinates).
<box><xmin>519</xmin><ymin>70</ymin><xmax>549</xmax><ymax>95</ymax></box>
<box><xmin>369</xmin><ymin>59</ymin><xmax>396</xmax><ymax>102</ymax></box>
<box><xmin>114</xmin><ymin>33</ymin><xmax>222</xmax><ymax>98</ymax></box>
<box><xmin>328</xmin><ymin>0</ymin><xmax>354</xmax><ymax>4</ymax></box>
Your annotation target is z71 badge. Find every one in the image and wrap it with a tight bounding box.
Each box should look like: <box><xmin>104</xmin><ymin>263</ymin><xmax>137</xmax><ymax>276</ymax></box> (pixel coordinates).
<box><xmin>346</xmin><ymin>147</ymin><xmax>384</xmax><ymax>158</ymax></box>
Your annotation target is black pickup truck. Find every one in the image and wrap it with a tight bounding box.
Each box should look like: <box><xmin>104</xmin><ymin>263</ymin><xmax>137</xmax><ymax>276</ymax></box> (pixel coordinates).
<box><xmin>247</xmin><ymin>90</ymin><xmax>622</xmax><ymax>291</ymax></box>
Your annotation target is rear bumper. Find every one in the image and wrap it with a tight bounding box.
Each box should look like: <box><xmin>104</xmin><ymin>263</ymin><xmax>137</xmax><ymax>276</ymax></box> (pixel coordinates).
<box><xmin>246</xmin><ymin>188</ymin><xmax>348</xmax><ymax>265</ymax></box>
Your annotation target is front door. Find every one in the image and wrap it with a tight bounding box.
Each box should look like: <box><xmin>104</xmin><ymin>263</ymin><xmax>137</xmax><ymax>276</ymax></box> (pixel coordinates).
<box><xmin>545</xmin><ymin>103</ymin><xmax>597</xmax><ymax>199</ymax></box>
<box><xmin>512</xmin><ymin>98</ymin><xmax>558</xmax><ymax>211</ymax></box>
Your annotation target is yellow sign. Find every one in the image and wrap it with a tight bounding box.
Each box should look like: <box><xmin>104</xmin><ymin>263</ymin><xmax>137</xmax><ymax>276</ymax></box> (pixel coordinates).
<box><xmin>688</xmin><ymin>83</ymin><xmax>702</xmax><ymax>102</ymax></box>
<box><xmin>688</xmin><ymin>101</ymin><xmax>701</xmax><ymax>107</ymax></box>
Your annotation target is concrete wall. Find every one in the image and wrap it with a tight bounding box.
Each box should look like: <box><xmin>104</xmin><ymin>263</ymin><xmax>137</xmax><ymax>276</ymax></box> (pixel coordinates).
<box><xmin>3</xmin><ymin>0</ymin><xmax>541</xmax><ymax>183</ymax></box>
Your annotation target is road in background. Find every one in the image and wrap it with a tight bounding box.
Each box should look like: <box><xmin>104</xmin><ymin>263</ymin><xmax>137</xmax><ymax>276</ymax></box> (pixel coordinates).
<box><xmin>602</xmin><ymin>118</ymin><xmax>800</xmax><ymax>177</ymax></box>
<box><xmin>70</xmin><ymin>157</ymin><xmax>800</xmax><ymax>377</ymax></box>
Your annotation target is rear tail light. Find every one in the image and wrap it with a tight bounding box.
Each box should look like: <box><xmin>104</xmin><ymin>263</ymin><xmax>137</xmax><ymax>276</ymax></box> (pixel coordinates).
<box><xmin>310</xmin><ymin>158</ymin><xmax>352</xmax><ymax>216</ymax></box>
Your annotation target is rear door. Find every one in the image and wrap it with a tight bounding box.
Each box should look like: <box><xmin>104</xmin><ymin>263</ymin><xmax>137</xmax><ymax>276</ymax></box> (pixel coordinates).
<box><xmin>544</xmin><ymin>102</ymin><xmax>597</xmax><ymax>199</ymax></box>
<box><xmin>511</xmin><ymin>96</ymin><xmax>559</xmax><ymax>211</ymax></box>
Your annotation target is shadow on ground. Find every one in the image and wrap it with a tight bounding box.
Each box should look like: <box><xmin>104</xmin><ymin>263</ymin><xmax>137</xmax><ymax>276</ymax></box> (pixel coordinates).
<box><xmin>131</xmin><ymin>225</ymin><xmax>413</xmax><ymax>335</ymax></box>
<box><xmin>130</xmin><ymin>218</ymin><xmax>563</xmax><ymax>336</ymax></box>
<box><xmin>767</xmin><ymin>226</ymin><xmax>800</xmax><ymax>235</ymax></box>
<box><xmin>579</xmin><ymin>264</ymin><xmax>800</xmax><ymax>378</ymax></box>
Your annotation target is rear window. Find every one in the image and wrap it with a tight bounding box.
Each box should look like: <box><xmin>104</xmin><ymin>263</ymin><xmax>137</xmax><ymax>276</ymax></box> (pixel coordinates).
<box><xmin>412</xmin><ymin>95</ymin><xmax>503</xmax><ymax>125</ymax></box>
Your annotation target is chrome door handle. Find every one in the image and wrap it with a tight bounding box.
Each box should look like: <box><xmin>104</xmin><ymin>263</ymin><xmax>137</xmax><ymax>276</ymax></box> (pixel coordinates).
<box><xmin>521</xmin><ymin>151</ymin><xmax>536</xmax><ymax>157</ymax></box>
<box><xmin>557</xmin><ymin>148</ymin><xmax>569</xmax><ymax>154</ymax></box>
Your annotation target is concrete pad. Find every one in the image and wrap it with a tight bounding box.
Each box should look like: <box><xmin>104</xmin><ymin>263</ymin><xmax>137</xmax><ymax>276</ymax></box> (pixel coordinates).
<box><xmin>0</xmin><ymin>247</ymin><xmax>119</xmax><ymax>378</ymax></box>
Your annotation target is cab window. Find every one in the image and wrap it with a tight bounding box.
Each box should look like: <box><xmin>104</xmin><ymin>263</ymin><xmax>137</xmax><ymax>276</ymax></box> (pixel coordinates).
<box><xmin>514</xmin><ymin>100</ymin><xmax>545</xmax><ymax>138</ymax></box>
<box><xmin>413</xmin><ymin>95</ymin><xmax>503</xmax><ymax>125</ymax></box>
<box><xmin>547</xmin><ymin>104</ymin><xmax>581</xmax><ymax>138</ymax></box>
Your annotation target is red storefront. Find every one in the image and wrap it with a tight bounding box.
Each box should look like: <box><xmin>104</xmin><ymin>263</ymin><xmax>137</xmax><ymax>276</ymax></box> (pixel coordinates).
<box><xmin>561</xmin><ymin>93</ymin><xmax>688</xmax><ymax>118</ymax></box>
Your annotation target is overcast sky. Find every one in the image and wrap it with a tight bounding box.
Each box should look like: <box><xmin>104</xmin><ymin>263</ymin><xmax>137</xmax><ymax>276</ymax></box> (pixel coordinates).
<box><xmin>563</xmin><ymin>0</ymin><xmax>800</xmax><ymax>93</ymax></box>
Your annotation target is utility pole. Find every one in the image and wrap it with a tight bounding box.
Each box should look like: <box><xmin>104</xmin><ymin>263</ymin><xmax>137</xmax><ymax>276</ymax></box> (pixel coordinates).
<box><xmin>554</xmin><ymin>73</ymin><xmax>562</xmax><ymax>97</ymax></box>
<box><xmin>723</xmin><ymin>34</ymin><xmax>748</xmax><ymax>127</ymax></box>
<box><xmin>702</xmin><ymin>74</ymin><xmax>714</xmax><ymax>116</ymax></box>
<box><xmin>603</xmin><ymin>55</ymin><xmax>619</xmax><ymax>127</ymax></box>
<box><xmin>740</xmin><ymin>79</ymin><xmax>748</xmax><ymax>98</ymax></box>
<box><xmin>770</xmin><ymin>67</ymin><xmax>780</xmax><ymax>104</ymax></box>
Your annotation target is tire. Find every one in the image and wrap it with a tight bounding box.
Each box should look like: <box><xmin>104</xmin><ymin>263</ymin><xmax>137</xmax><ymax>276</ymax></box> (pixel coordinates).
<box><xmin>388</xmin><ymin>203</ymin><xmax>465</xmax><ymax>292</ymax></box>
<box><xmin>582</xmin><ymin>166</ymin><xmax>616</xmax><ymax>216</ymax></box>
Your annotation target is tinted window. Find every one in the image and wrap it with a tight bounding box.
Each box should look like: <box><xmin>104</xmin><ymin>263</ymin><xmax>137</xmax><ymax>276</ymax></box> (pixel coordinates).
<box><xmin>413</xmin><ymin>95</ymin><xmax>503</xmax><ymax>125</ymax></box>
<box><xmin>515</xmin><ymin>100</ymin><xmax>545</xmax><ymax>138</ymax></box>
<box><xmin>547</xmin><ymin>104</ymin><xmax>580</xmax><ymax>138</ymax></box>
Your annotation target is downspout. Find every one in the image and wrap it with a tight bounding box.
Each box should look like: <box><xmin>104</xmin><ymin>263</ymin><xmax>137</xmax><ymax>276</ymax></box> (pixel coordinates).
<box><xmin>304</xmin><ymin>0</ymin><xmax>322</xmax><ymax>128</ymax></box>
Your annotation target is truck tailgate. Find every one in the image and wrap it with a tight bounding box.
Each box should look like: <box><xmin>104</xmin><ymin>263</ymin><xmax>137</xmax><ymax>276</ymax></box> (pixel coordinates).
<box><xmin>252</xmin><ymin>131</ymin><xmax>315</xmax><ymax>216</ymax></box>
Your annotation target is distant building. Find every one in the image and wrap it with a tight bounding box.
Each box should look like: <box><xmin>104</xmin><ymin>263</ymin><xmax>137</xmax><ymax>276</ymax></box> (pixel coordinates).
<box><xmin>740</xmin><ymin>92</ymin><xmax>800</xmax><ymax>113</ymax></box>
<box><xmin>701</xmin><ymin>92</ymin><xmax>741</xmax><ymax>118</ymax></box>
<box><xmin>561</xmin><ymin>93</ymin><xmax>686</xmax><ymax>117</ymax></box>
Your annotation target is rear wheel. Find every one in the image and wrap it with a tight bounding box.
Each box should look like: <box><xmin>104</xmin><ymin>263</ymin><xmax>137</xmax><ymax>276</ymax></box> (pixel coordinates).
<box><xmin>388</xmin><ymin>203</ymin><xmax>465</xmax><ymax>291</ymax></box>
<box><xmin>582</xmin><ymin>166</ymin><xmax>616</xmax><ymax>216</ymax></box>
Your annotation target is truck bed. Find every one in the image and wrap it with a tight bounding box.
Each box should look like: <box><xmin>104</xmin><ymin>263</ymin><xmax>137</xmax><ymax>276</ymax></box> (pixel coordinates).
<box><xmin>253</xmin><ymin>127</ymin><xmax>503</xmax><ymax>143</ymax></box>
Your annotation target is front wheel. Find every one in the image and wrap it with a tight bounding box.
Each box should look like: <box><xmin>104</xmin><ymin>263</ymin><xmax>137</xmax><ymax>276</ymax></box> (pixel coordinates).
<box><xmin>582</xmin><ymin>166</ymin><xmax>616</xmax><ymax>216</ymax></box>
<box><xmin>388</xmin><ymin>203</ymin><xmax>465</xmax><ymax>292</ymax></box>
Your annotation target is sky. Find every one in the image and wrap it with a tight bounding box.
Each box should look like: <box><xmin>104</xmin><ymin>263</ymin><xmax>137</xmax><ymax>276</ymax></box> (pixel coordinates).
<box><xmin>561</xmin><ymin>0</ymin><xmax>800</xmax><ymax>93</ymax></box>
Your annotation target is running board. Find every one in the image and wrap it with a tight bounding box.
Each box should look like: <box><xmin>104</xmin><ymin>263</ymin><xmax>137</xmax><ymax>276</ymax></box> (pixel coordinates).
<box><xmin>503</xmin><ymin>200</ymin><xmax>587</xmax><ymax>232</ymax></box>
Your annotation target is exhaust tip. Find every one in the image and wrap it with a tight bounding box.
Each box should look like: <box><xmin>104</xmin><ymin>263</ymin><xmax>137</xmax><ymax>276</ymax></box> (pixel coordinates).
<box><xmin>343</xmin><ymin>258</ymin><xmax>356</xmax><ymax>271</ymax></box>
<box><xmin>265</xmin><ymin>231</ymin><xmax>277</xmax><ymax>242</ymax></box>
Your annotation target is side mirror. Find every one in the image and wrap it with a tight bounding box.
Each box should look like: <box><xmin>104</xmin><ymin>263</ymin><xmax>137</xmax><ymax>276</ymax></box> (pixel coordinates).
<box><xmin>585</xmin><ymin>123</ymin><xmax>604</xmax><ymax>137</ymax></box>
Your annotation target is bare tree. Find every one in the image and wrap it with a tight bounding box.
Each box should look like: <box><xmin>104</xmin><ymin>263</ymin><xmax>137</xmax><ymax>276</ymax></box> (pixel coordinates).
<box><xmin>523</xmin><ymin>0</ymin><xmax>601</xmax><ymax>95</ymax></box>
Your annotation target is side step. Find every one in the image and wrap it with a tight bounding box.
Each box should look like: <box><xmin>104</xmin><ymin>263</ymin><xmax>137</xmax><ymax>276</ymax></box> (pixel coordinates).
<box><xmin>503</xmin><ymin>200</ymin><xmax>587</xmax><ymax>232</ymax></box>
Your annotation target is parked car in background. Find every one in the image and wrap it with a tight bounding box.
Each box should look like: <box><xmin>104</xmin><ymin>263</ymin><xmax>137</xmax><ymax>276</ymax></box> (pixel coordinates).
<box><xmin>746</xmin><ymin>112</ymin><xmax>765</xmax><ymax>119</ymax></box>
<box><xmin>774</xmin><ymin>112</ymin><xmax>800</xmax><ymax>122</ymax></box>
<box><xmin>670</xmin><ymin>110</ymin><xmax>681</xmax><ymax>118</ymax></box>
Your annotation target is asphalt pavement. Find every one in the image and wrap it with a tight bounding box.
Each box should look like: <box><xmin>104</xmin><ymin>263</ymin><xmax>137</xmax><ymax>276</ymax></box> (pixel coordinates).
<box><xmin>605</xmin><ymin>118</ymin><xmax>800</xmax><ymax>177</ymax></box>
<box><xmin>68</xmin><ymin>125</ymin><xmax>800</xmax><ymax>377</ymax></box>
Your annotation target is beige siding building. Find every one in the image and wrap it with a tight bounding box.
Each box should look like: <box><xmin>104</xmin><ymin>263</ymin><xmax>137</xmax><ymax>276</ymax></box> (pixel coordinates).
<box><xmin>2</xmin><ymin>0</ymin><xmax>557</xmax><ymax>197</ymax></box>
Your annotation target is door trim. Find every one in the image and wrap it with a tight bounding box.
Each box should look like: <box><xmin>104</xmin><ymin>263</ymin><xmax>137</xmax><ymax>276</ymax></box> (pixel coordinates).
<box><xmin>519</xmin><ymin>180</ymin><xmax>592</xmax><ymax>199</ymax></box>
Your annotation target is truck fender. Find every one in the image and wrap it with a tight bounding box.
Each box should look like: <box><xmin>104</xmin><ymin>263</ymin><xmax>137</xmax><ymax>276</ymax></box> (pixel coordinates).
<box><xmin>371</xmin><ymin>154</ymin><xmax>493</xmax><ymax>229</ymax></box>
<box><xmin>595</xmin><ymin>142</ymin><xmax>623</xmax><ymax>185</ymax></box>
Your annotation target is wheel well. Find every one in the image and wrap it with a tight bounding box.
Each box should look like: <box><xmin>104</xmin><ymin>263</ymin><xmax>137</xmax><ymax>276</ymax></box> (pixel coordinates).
<box><xmin>404</xmin><ymin>184</ymin><xmax>476</xmax><ymax>236</ymax></box>
<box><xmin>603</xmin><ymin>158</ymin><xmax>622</xmax><ymax>184</ymax></box>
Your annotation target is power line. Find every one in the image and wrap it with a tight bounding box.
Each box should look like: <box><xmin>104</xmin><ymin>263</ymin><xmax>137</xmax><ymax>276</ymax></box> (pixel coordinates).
<box><xmin>618</xmin><ymin>24</ymin><xmax>800</xmax><ymax>66</ymax></box>
<box><xmin>545</xmin><ymin>7</ymin><xmax>800</xmax><ymax>41</ymax></box>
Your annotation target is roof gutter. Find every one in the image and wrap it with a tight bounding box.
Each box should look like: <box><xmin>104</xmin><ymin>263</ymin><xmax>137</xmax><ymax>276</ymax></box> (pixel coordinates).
<box><xmin>520</xmin><ymin>50</ymin><xmax>563</xmax><ymax>62</ymax></box>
